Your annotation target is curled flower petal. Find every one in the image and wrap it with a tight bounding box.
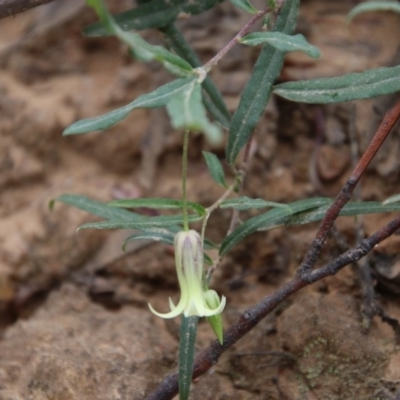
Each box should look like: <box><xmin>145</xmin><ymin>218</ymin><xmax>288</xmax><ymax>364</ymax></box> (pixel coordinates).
<box><xmin>149</xmin><ymin>230</ymin><xmax>226</xmax><ymax>319</ymax></box>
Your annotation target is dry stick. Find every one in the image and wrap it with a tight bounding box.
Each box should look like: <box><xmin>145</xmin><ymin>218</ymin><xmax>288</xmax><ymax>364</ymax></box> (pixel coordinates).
<box><xmin>146</xmin><ymin>102</ymin><xmax>400</xmax><ymax>400</ymax></box>
<box><xmin>0</xmin><ymin>0</ymin><xmax>55</xmax><ymax>19</ymax></box>
<box><xmin>297</xmin><ymin>99</ymin><xmax>400</xmax><ymax>277</ymax></box>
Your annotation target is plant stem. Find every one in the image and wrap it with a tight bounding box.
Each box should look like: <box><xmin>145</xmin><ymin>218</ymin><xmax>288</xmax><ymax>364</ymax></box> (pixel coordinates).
<box><xmin>160</xmin><ymin>23</ymin><xmax>231</xmax><ymax>128</ymax></box>
<box><xmin>228</xmin><ymin>138</ymin><xmax>253</xmax><ymax>235</ymax></box>
<box><xmin>182</xmin><ymin>130</ymin><xmax>190</xmax><ymax>231</ymax></box>
<box><xmin>203</xmin><ymin>3</ymin><xmax>282</xmax><ymax>71</ymax></box>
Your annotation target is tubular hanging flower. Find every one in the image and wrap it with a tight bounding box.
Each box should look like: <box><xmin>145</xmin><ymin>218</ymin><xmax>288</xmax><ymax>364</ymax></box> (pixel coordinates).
<box><xmin>149</xmin><ymin>230</ymin><xmax>226</xmax><ymax>319</ymax></box>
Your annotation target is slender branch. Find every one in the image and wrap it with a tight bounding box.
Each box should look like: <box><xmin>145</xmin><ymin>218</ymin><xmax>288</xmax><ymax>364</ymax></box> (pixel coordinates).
<box><xmin>227</xmin><ymin>137</ymin><xmax>253</xmax><ymax>235</ymax></box>
<box><xmin>203</xmin><ymin>1</ymin><xmax>284</xmax><ymax>71</ymax></box>
<box><xmin>0</xmin><ymin>0</ymin><xmax>55</xmax><ymax>19</ymax></box>
<box><xmin>160</xmin><ymin>23</ymin><xmax>231</xmax><ymax>128</ymax></box>
<box><xmin>297</xmin><ymin>99</ymin><xmax>400</xmax><ymax>277</ymax></box>
<box><xmin>146</xmin><ymin>100</ymin><xmax>400</xmax><ymax>400</ymax></box>
<box><xmin>205</xmin><ymin>136</ymin><xmax>254</xmax><ymax>280</ymax></box>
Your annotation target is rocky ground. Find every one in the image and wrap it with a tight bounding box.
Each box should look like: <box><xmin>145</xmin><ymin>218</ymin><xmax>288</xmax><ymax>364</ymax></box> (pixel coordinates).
<box><xmin>1</xmin><ymin>1</ymin><xmax>400</xmax><ymax>399</ymax></box>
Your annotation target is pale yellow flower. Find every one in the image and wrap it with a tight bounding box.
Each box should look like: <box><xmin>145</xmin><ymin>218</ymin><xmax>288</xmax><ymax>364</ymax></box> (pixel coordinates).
<box><xmin>149</xmin><ymin>230</ymin><xmax>226</xmax><ymax>318</ymax></box>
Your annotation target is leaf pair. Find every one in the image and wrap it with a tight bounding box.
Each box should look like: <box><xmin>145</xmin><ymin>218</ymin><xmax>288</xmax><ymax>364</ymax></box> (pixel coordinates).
<box><xmin>54</xmin><ymin>193</ymin><xmax>200</xmax><ymax>236</ymax></box>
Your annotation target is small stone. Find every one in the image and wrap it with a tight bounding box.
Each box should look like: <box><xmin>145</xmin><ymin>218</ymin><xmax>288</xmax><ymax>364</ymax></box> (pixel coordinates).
<box><xmin>317</xmin><ymin>144</ymin><xmax>350</xmax><ymax>181</ymax></box>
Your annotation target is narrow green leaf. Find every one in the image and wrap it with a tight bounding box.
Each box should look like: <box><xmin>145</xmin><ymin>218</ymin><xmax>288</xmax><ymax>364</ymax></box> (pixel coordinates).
<box><xmin>273</xmin><ymin>65</ymin><xmax>400</xmax><ymax>104</ymax></box>
<box><xmin>202</xmin><ymin>151</ymin><xmax>227</xmax><ymax>188</ymax></box>
<box><xmin>220</xmin><ymin>196</ymin><xmax>290</xmax><ymax>211</ymax></box>
<box><xmin>85</xmin><ymin>0</ymin><xmax>223</xmax><ymax>36</ymax></box>
<box><xmin>221</xmin><ymin>198</ymin><xmax>400</xmax><ymax>255</ymax></box>
<box><xmin>64</xmin><ymin>77</ymin><xmax>193</xmax><ymax>135</ymax></box>
<box><xmin>86</xmin><ymin>0</ymin><xmax>192</xmax><ymax>76</ymax></box>
<box><xmin>55</xmin><ymin>194</ymin><xmax>141</xmax><ymax>221</ymax></box>
<box><xmin>230</xmin><ymin>0</ymin><xmax>258</xmax><ymax>14</ymax></box>
<box><xmin>85</xmin><ymin>0</ymin><xmax>182</xmax><ymax>35</ymax></box>
<box><xmin>240</xmin><ymin>32</ymin><xmax>320</xmax><ymax>59</ymax></box>
<box><xmin>286</xmin><ymin>201</ymin><xmax>400</xmax><ymax>227</ymax></box>
<box><xmin>179</xmin><ymin>316</ymin><xmax>198</xmax><ymax>400</ymax></box>
<box><xmin>166</xmin><ymin>79</ymin><xmax>223</xmax><ymax>145</ymax></box>
<box><xmin>78</xmin><ymin>213</ymin><xmax>203</xmax><ymax>231</ymax></box>
<box><xmin>109</xmin><ymin>198</ymin><xmax>206</xmax><ymax>217</ymax></box>
<box><xmin>347</xmin><ymin>1</ymin><xmax>400</xmax><ymax>23</ymax></box>
<box><xmin>123</xmin><ymin>229</ymin><xmax>217</xmax><ymax>251</ymax></box>
<box><xmin>160</xmin><ymin>24</ymin><xmax>231</xmax><ymax>129</ymax></box>
<box><xmin>122</xmin><ymin>229</ymin><xmax>175</xmax><ymax>250</ymax></box>
<box><xmin>226</xmin><ymin>0</ymin><xmax>299</xmax><ymax>165</ymax></box>
<box><xmin>220</xmin><ymin>197</ymin><xmax>330</xmax><ymax>256</ymax></box>
<box><xmin>383</xmin><ymin>193</ymin><xmax>400</xmax><ymax>205</ymax></box>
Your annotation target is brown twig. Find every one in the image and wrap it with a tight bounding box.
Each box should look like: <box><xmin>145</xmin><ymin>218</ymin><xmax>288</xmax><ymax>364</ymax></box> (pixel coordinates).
<box><xmin>297</xmin><ymin>99</ymin><xmax>400</xmax><ymax>277</ymax></box>
<box><xmin>0</xmin><ymin>0</ymin><xmax>55</xmax><ymax>19</ymax></box>
<box><xmin>146</xmin><ymin>101</ymin><xmax>400</xmax><ymax>400</ymax></box>
<box><xmin>203</xmin><ymin>0</ymin><xmax>284</xmax><ymax>71</ymax></box>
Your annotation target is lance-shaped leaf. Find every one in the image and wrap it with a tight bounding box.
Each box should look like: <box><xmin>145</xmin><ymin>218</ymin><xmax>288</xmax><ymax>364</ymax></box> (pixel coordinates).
<box><xmin>86</xmin><ymin>0</ymin><xmax>192</xmax><ymax>76</ymax></box>
<box><xmin>53</xmin><ymin>194</ymin><xmax>141</xmax><ymax>221</ymax></box>
<box><xmin>220</xmin><ymin>196</ymin><xmax>289</xmax><ymax>211</ymax></box>
<box><xmin>226</xmin><ymin>0</ymin><xmax>299</xmax><ymax>165</ymax></box>
<box><xmin>78</xmin><ymin>213</ymin><xmax>203</xmax><ymax>231</ymax></box>
<box><xmin>85</xmin><ymin>0</ymin><xmax>223</xmax><ymax>36</ymax></box>
<box><xmin>109</xmin><ymin>198</ymin><xmax>206</xmax><ymax>217</ymax></box>
<box><xmin>240</xmin><ymin>32</ymin><xmax>320</xmax><ymax>59</ymax></box>
<box><xmin>123</xmin><ymin>228</ymin><xmax>176</xmax><ymax>250</ymax></box>
<box><xmin>123</xmin><ymin>229</ymin><xmax>217</xmax><ymax>251</ymax></box>
<box><xmin>54</xmin><ymin>194</ymin><xmax>211</xmax><ymax>253</ymax></box>
<box><xmin>347</xmin><ymin>1</ymin><xmax>400</xmax><ymax>23</ymax></box>
<box><xmin>54</xmin><ymin>194</ymin><xmax>190</xmax><ymax>236</ymax></box>
<box><xmin>220</xmin><ymin>197</ymin><xmax>331</xmax><ymax>256</ymax></box>
<box><xmin>286</xmin><ymin>201</ymin><xmax>400</xmax><ymax>227</ymax></box>
<box><xmin>230</xmin><ymin>0</ymin><xmax>258</xmax><ymax>14</ymax></box>
<box><xmin>166</xmin><ymin>79</ymin><xmax>222</xmax><ymax>145</ymax></box>
<box><xmin>179</xmin><ymin>316</ymin><xmax>198</xmax><ymax>400</ymax></box>
<box><xmin>65</xmin><ymin>76</ymin><xmax>222</xmax><ymax>144</ymax></box>
<box><xmin>64</xmin><ymin>77</ymin><xmax>193</xmax><ymax>135</ymax></box>
<box><xmin>85</xmin><ymin>0</ymin><xmax>182</xmax><ymax>35</ymax></box>
<box><xmin>273</xmin><ymin>65</ymin><xmax>400</xmax><ymax>104</ymax></box>
<box><xmin>202</xmin><ymin>151</ymin><xmax>227</xmax><ymax>188</ymax></box>
<box><xmin>221</xmin><ymin>198</ymin><xmax>400</xmax><ymax>255</ymax></box>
